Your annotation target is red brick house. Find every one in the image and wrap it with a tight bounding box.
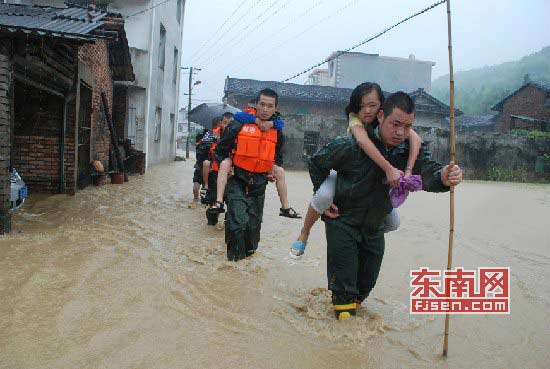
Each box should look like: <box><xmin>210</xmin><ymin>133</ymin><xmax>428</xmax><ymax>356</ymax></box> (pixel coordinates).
<box><xmin>0</xmin><ymin>3</ymin><xmax>134</xmax><ymax>234</ymax></box>
<box><xmin>492</xmin><ymin>82</ymin><xmax>550</xmax><ymax>133</ymax></box>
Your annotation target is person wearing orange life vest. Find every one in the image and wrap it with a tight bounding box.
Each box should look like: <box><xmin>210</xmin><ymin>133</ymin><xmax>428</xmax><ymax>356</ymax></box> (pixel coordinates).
<box><xmin>214</xmin><ymin>88</ymin><xmax>284</xmax><ymax>261</ymax></box>
<box><xmin>200</xmin><ymin>112</ymin><xmax>233</xmax><ymax>204</ymax></box>
<box><xmin>197</xmin><ymin>117</ymin><xmax>219</xmax><ymax>202</ymax></box>
<box><xmin>207</xmin><ymin>99</ymin><xmax>301</xmax><ymax>219</ymax></box>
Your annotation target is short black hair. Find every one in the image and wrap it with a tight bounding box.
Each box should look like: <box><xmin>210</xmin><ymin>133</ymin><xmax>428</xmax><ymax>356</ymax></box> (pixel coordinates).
<box><xmin>222</xmin><ymin>112</ymin><xmax>234</xmax><ymax>119</ymax></box>
<box><xmin>381</xmin><ymin>91</ymin><xmax>415</xmax><ymax>117</ymax></box>
<box><xmin>256</xmin><ymin>88</ymin><xmax>278</xmax><ymax>106</ymax></box>
<box><xmin>345</xmin><ymin>82</ymin><xmax>384</xmax><ymax>118</ymax></box>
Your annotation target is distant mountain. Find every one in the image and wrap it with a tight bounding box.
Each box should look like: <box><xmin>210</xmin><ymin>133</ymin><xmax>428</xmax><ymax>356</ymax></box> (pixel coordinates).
<box><xmin>431</xmin><ymin>46</ymin><xmax>550</xmax><ymax>114</ymax></box>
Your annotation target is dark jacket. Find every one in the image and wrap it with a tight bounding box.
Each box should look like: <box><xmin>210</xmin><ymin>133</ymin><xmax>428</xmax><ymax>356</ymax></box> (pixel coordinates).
<box><xmin>215</xmin><ymin>115</ymin><xmax>284</xmax><ymax>196</ymax></box>
<box><xmin>308</xmin><ymin>129</ymin><xmax>449</xmax><ymax>238</ymax></box>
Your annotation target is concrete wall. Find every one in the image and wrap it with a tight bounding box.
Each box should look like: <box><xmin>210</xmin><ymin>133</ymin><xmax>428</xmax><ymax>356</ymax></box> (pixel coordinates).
<box><xmin>107</xmin><ymin>0</ymin><xmax>185</xmax><ymax>166</ymax></box>
<box><xmin>329</xmin><ymin>53</ymin><xmax>433</xmax><ymax>93</ymax></box>
<box><xmin>414</xmin><ymin>127</ymin><xmax>550</xmax><ymax>182</ymax></box>
<box><xmin>280</xmin><ymin>115</ymin><xmax>550</xmax><ymax>183</ymax></box>
<box><xmin>282</xmin><ymin>114</ymin><xmax>348</xmax><ymax>170</ymax></box>
<box><xmin>415</xmin><ymin>111</ymin><xmax>445</xmax><ymax>128</ymax></box>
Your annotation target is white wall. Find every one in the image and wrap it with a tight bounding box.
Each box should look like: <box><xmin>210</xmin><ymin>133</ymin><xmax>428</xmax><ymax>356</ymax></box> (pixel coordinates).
<box><xmin>336</xmin><ymin>53</ymin><xmax>434</xmax><ymax>93</ymax></box>
<box><xmin>106</xmin><ymin>0</ymin><xmax>186</xmax><ymax>166</ymax></box>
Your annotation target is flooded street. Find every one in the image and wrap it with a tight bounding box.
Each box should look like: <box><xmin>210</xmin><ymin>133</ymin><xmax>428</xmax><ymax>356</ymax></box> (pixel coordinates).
<box><xmin>1</xmin><ymin>160</ymin><xmax>549</xmax><ymax>369</ymax></box>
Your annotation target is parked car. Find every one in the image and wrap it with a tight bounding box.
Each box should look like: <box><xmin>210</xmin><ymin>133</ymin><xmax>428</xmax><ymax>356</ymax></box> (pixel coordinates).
<box><xmin>10</xmin><ymin>168</ymin><xmax>27</xmax><ymax>211</ymax></box>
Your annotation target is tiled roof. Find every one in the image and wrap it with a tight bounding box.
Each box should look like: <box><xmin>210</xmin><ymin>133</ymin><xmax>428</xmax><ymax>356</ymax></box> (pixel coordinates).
<box><xmin>444</xmin><ymin>115</ymin><xmax>495</xmax><ymax>127</ymax></box>
<box><xmin>0</xmin><ymin>3</ymin><xmax>107</xmax><ymax>41</ymax></box>
<box><xmin>492</xmin><ymin>82</ymin><xmax>550</xmax><ymax>111</ymax></box>
<box><xmin>225</xmin><ymin>77</ymin><xmax>355</xmax><ymax>103</ymax></box>
<box><xmin>409</xmin><ymin>88</ymin><xmax>464</xmax><ymax>116</ymax></box>
<box><xmin>226</xmin><ymin>78</ymin><xmax>463</xmax><ymax>119</ymax></box>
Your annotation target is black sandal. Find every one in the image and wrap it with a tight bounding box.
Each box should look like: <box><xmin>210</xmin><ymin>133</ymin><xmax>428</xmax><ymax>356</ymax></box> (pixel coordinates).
<box><xmin>279</xmin><ymin>207</ymin><xmax>302</xmax><ymax>219</ymax></box>
<box><xmin>208</xmin><ymin>201</ymin><xmax>225</xmax><ymax>214</ymax></box>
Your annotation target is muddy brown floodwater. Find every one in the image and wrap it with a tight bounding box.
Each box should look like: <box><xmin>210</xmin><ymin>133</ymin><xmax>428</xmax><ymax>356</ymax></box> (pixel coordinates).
<box><xmin>1</xmin><ymin>160</ymin><xmax>549</xmax><ymax>369</ymax></box>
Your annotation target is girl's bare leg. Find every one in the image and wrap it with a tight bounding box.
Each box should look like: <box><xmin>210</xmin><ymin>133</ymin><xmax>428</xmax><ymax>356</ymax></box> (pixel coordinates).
<box><xmin>202</xmin><ymin>160</ymin><xmax>211</xmax><ymax>189</ymax></box>
<box><xmin>215</xmin><ymin>158</ymin><xmax>232</xmax><ymax>204</ymax></box>
<box><xmin>297</xmin><ymin>204</ymin><xmax>321</xmax><ymax>242</ymax></box>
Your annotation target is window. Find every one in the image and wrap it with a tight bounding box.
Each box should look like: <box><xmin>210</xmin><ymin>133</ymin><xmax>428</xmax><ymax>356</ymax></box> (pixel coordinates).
<box><xmin>154</xmin><ymin>107</ymin><xmax>162</xmax><ymax>142</ymax></box>
<box><xmin>170</xmin><ymin>113</ymin><xmax>176</xmax><ymax>145</ymax></box>
<box><xmin>177</xmin><ymin>0</ymin><xmax>183</xmax><ymax>23</ymax></box>
<box><xmin>544</xmin><ymin>96</ymin><xmax>550</xmax><ymax>109</ymax></box>
<box><xmin>127</xmin><ymin>107</ymin><xmax>137</xmax><ymax>144</ymax></box>
<box><xmin>173</xmin><ymin>47</ymin><xmax>179</xmax><ymax>84</ymax></box>
<box><xmin>158</xmin><ymin>24</ymin><xmax>166</xmax><ymax>69</ymax></box>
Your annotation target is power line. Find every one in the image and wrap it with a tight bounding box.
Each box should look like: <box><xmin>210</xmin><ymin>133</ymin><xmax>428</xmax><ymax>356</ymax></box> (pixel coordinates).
<box><xmin>207</xmin><ymin>0</ymin><xmax>325</xmax><ymax>77</ymax></box>
<box><xmin>187</xmin><ymin>0</ymin><xmax>251</xmax><ymax>63</ymax></box>
<box><xmin>125</xmin><ymin>0</ymin><xmax>175</xmax><ymax>18</ymax></box>
<box><xmin>194</xmin><ymin>0</ymin><xmax>286</xmax><ymax>67</ymax></box>
<box><xmin>194</xmin><ymin>0</ymin><xmax>278</xmax><ymax>67</ymax></box>
<box><xmin>281</xmin><ymin>0</ymin><xmax>446</xmax><ymax>82</ymax></box>
<box><xmin>225</xmin><ymin>0</ymin><xmax>359</xmax><ymax>77</ymax></box>
<box><xmin>200</xmin><ymin>0</ymin><xmax>296</xmax><ymax>71</ymax></box>
<box><xmin>190</xmin><ymin>0</ymin><xmax>263</xmax><ymax>65</ymax></box>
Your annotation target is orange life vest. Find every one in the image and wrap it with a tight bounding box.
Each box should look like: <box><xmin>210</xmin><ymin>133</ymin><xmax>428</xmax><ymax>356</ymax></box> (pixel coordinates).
<box><xmin>210</xmin><ymin>126</ymin><xmax>222</xmax><ymax>171</ymax></box>
<box><xmin>232</xmin><ymin>124</ymin><xmax>278</xmax><ymax>173</ymax></box>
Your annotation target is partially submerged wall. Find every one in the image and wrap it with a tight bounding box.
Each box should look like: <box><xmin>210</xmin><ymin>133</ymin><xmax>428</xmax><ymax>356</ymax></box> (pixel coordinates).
<box><xmin>415</xmin><ymin>127</ymin><xmax>550</xmax><ymax>182</ymax></box>
<box><xmin>282</xmin><ymin>114</ymin><xmax>550</xmax><ymax>182</ymax></box>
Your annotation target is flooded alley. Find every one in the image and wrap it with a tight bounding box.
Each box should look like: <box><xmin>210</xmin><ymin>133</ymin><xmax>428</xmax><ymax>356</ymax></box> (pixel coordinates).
<box><xmin>1</xmin><ymin>160</ymin><xmax>549</xmax><ymax>369</ymax></box>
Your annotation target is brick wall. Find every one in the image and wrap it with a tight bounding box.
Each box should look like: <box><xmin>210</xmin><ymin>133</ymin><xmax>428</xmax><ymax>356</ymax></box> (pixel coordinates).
<box><xmin>79</xmin><ymin>40</ymin><xmax>114</xmax><ymax>171</ymax></box>
<box><xmin>12</xmin><ymin>81</ymin><xmax>66</xmax><ymax>193</ymax></box>
<box><xmin>0</xmin><ymin>40</ymin><xmax>11</xmax><ymax>234</ymax></box>
<box><xmin>11</xmin><ymin>40</ymin><xmax>116</xmax><ymax>196</ymax></box>
<box><xmin>496</xmin><ymin>85</ymin><xmax>550</xmax><ymax>132</ymax></box>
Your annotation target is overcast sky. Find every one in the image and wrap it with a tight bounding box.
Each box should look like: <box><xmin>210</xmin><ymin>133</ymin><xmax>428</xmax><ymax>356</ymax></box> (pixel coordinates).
<box><xmin>179</xmin><ymin>0</ymin><xmax>550</xmax><ymax>109</ymax></box>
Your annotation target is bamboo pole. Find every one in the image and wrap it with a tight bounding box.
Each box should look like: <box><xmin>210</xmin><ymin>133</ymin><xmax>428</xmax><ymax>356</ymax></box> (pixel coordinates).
<box><xmin>443</xmin><ymin>0</ymin><xmax>456</xmax><ymax>357</ymax></box>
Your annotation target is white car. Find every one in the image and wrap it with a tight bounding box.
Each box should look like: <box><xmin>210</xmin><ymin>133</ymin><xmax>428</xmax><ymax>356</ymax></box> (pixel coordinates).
<box><xmin>10</xmin><ymin>168</ymin><xmax>27</xmax><ymax>211</ymax></box>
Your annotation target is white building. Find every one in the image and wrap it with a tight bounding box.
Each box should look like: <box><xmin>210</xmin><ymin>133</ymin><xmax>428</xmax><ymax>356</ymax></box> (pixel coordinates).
<box><xmin>310</xmin><ymin>51</ymin><xmax>435</xmax><ymax>93</ymax></box>
<box><xmin>305</xmin><ymin>69</ymin><xmax>330</xmax><ymax>87</ymax></box>
<box><xmin>13</xmin><ymin>0</ymin><xmax>186</xmax><ymax>167</ymax></box>
<box><xmin>176</xmin><ymin>108</ymin><xmax>202</xmax><ymax>151</ymax></box>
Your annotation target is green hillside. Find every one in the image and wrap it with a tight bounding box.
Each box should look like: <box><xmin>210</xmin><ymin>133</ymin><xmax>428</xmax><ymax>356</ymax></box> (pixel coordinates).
<box><xmin>431</xmin><ymin>46</ymin><xmax>550</xmax><ymax>114</ymax></box>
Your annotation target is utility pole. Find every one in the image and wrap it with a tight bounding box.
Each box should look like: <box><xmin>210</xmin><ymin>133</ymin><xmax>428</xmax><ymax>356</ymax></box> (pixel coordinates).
<box><xmin>182</xmin><ymin>66</ymin><xmax>201</xmax><ymax>159</ymax></box>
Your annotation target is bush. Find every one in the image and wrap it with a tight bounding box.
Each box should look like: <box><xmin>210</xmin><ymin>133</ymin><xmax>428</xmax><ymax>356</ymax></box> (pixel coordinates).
<box><xmin>486</xmin><ymin>167</ymin><xmax>528</xmax><ymax>182</ymax></box>
<box><xmin>510</xmin><ymin>129</ymin><xmax>550</xmax><ymax>138</ymax></box>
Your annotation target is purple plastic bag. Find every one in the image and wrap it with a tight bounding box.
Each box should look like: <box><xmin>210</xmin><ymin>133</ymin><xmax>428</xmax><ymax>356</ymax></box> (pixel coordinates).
<box><xmin>386</xmin><ymin>175</ymin><xmax>423</xmax><ymax>208</ymax></box>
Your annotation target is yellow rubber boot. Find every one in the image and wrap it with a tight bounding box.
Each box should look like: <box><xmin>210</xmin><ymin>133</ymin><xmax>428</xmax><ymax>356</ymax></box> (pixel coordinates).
<box><xmin>334</xmin><ymin>303</ymin><xmax>357</xmax><ymax>320</ymax></box>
